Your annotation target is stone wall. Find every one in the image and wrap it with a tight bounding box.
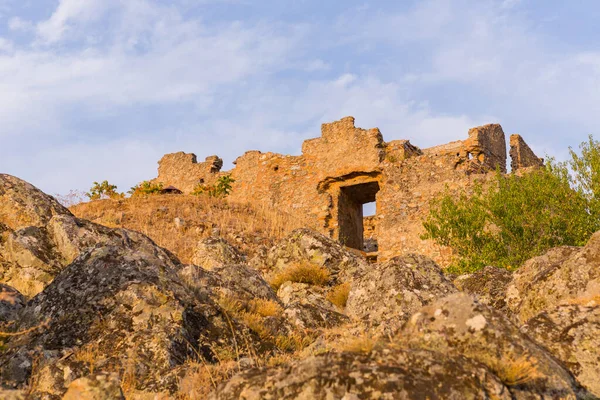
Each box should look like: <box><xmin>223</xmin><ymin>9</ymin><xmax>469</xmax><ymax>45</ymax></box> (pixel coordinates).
<box><xmin>151</xmin><ymin>117</ymin><xmax>542</xmax><ymax>265</ymax></box>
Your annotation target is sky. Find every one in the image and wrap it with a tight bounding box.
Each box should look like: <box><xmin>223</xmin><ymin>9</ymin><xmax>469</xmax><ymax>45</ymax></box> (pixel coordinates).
<box><xmin>1</xmin><ymin>0</ymin><xmax>599</xmax><ymax>196</ymax></box>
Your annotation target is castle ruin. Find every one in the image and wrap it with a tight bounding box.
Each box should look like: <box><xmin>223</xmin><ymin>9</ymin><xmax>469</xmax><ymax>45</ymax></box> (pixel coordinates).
<box><xmin>152</xmin><ymin>117</ymin><xmax>543</xmax><ymax>264</ymax></box>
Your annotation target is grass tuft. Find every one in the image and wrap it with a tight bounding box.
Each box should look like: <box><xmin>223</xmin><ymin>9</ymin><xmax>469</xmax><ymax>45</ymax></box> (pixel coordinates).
<box><xmin>269</xmin><ymin>263</ymin><xmax>331</xmax><ymax>290</ymax></box>
<box><xmin>326</xmin><ymin>283</ymin><xmax>351</xmax><ymax>309</ymax></box>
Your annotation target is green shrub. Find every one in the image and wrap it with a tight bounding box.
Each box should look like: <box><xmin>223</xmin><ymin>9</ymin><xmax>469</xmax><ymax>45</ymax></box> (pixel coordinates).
<box><xmin>192</xmin><ymin>175</ymin><xmax>235</xmax><ymax>198</ymax></box>
<box><xmin>423</xmin><ymin>136</ymin><xmax>600</xmax><ymax>273</ymax></box>
<box><xmin>129</xmin><ymin>181</ymin><xmax>163</xmax><ymax>196</ymax></box>
<box><xmin>87</xmin><ymin>181</ymin><xmax>123</xmax><ymax>200</ymax></box>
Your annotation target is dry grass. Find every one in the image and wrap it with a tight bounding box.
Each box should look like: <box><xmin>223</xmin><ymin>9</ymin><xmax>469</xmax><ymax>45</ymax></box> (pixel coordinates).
<box><xmin>71</xmin><ymin>194</ymin><xmax>307</xmax><ymax>263</ymax></box>
<box><xmin>274</xmin><ymin>333</ymin><xmax>315</xmax><ymax>353</ymax></box>
<box><xmin>337</xmin><ymin>335</ymin><xmax>379</xmax><ymax>354</ymax></box>
<box><xmin>269</xmin><ymin>263</ymin><xmax>331</xmax><ymax>290</ymax></box>
<box><xmin>488</xmin><ymin>354</ymin><xmax>543</xmax><ymax>386</ymax></box>
<box><xmin>326</xmin><ymin>283</ymin><xmax>351</xmax><ymax>309</ymax></box>
<box><xmin>248</xmin><ymin>299</ymin><xmax>283</xmax><ymax>318</ymax></box>
<box><xmin>177</xmin><ymin>360</ymin><xmax>238</xmax><ymax>399</ymax></box>
<box><xmin>72</xmin><ymin>342</ymin><xmax>102</xmax><ymax>375</ymax></box>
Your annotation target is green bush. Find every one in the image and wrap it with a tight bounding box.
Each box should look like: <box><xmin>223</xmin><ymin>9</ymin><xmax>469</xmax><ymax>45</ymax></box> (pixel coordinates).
<box><xmin>192</xmin><ymin>175</ymin><xmax>235</xmax><ymax>198</ymax></box>
<box><xmin>423</xmin><ymin>136</ymin><xmax>600</xmax><ymax>273</ymax></box>
<box><xmin>129</xmin><ymin>181</ymin><xmax>163</xmax><ymax>196</ymax></box>
<box><xmin>87</xmin><ymin>181</ymin><xmax>123</xmax><ymax>200</ymax></box>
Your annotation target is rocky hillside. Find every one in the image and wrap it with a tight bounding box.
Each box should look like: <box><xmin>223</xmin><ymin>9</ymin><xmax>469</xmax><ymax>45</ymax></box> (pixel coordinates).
<box><xmin>1</xmin><ymin>173</ymin><xmax>599</xmax><ymax>399</ymax></box>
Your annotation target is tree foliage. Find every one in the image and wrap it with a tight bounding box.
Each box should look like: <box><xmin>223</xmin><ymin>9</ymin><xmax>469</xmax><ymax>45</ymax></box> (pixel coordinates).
<box><xmin>129</xmin><ymin>181</ymin><xmax>163</xmax><ymax>196</ymax></box>
<box><xmin>423</xmin><ymin>136</ymin><xmax>600</xmax><ymax>273</ymax></box>
<box><xmin>192</xmin><ymin>175</ymin><xmax>235</xmax><ymax>198</ymax></box>
<box><xmin>87</xmin><ymin>181</ymin><xmax>123</xmax><ymax>201</ymax></box>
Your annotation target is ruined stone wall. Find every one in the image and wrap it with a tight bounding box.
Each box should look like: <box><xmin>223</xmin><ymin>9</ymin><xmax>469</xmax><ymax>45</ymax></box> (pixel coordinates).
<box><xmin>152</xmin><ymin>117</ymin><xmax>541</xmax><ymax>265</ymax></box>
<box><xmin>510</xmin><ymin>134</ymin><xmax>544</xmax><ymax>171</ymax></box>
<box><xmin>152</xmin><ymin>153</ymin><xmax>223</xmax><ymax>193</ymax></box>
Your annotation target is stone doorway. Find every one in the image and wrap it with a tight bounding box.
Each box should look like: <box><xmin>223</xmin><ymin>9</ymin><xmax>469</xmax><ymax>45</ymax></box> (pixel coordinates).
<box><xmin>337</xmin><ymin>181</ymin><xmax>380</xmax><ymax>251</ymax></box>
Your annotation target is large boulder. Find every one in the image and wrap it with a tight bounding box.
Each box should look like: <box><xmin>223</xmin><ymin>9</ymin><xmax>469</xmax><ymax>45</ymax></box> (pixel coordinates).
<box><xmin>0</xmin><ymin>242</ymin><xmax>261</xmax><ymax>396</ymax></box>
<box><xmin>253</xmin><ymin>228</ymin><xmax>368</xmax><ymax>285</ymax></box>
<box><xmin>180</xmin><ymin>262</ymin><xmax>279</xmax><ymax>305</ymax></box>
<box><xmin>346</xmin><ymin>254</ymin><xmax>456</xmax><ymax>333</ymax></box>
<box><xmin>522</xmin><ymin>302</ymin><xmax>600</xmax><ymax>397</ymax></box>
<box><xmin>209</xmin><ymin>348</ymin><xmax>512</xmax><ymax>399</ymax></box>
<box><xmin>0</xmin><ymin>174</ymin><xmax>70</xmax><ymax>230</ymax></box>
<box><xmin>192</xmin><ymin>237</ymin><xmax>246</xmax><ymax>270</ymax></box>
<box><xmin>0</xmin><ymin>174</ymin><xmax>183</xmax><ymax>297</ymax></box>
<box><xmin>454</xmin><ymin>266</ymin><xmax>513</xmax><ymax>314</ymax></box>
<box><xmin>277</xmin><ymin>282</ymin><xmax>349</xmax><ymax>330</ymax></box>
<box><xmin>401</xmin><ymin>293</ymin><xmax>585</xmax><ymax>398</ymax></box>
<box><xmin>507</xmin><ymin>232</ymin><xmax>600</xmax><ymax>322</ymax></box>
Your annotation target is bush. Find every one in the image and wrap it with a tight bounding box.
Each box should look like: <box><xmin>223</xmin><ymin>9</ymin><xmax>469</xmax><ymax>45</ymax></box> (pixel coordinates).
<box><xmin>423</xmin><ymin>137</ymin><xmax>600</xmax><ymax>274</ymax></box>
<box><xmin>192</xmin><ymin>175</ymin><xmax>235</xmax><ymax>198</ymax></box>
<box><xmin>129</xmin><ymin>181</ymin><xmax>163</xmax><ymax>196</ymax></box>
<box><xmin>86</xmin><ymin>181</ymin><xmax>123</xmax><ymax>200</ymax></box>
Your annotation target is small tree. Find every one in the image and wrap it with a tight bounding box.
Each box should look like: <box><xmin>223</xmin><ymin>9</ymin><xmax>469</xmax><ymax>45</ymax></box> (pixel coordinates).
<box><xmin>128</xmin><ymin>181</ymin><xmax>163</xmax><ymax>196</ymax></box>
<box><xmin>87</xmin><ymin>181</ymin><xmax>123</xmax><ymax>201</ymax></box>
<box><xmin>192</xmin><ymin>175</ymin><xmax>235</xmax><ymax>198</ymax></box>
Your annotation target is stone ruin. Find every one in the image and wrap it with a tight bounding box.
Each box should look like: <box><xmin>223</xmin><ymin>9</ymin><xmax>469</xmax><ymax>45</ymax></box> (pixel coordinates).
<box><xmin>151</xmin><ymin>116</ymin><xmax>543</xmax><ymax>264</ymax></box>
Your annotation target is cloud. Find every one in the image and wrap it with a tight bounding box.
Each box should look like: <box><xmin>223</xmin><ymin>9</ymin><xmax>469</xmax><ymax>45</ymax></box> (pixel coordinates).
<box><xmin>36</xmin><ymin>0</ymin><xmax>113</xmax><ymax>43</ymax></box>
<box><xmin>1</xmin><ymin>0</ymin><xmax>599</xmax><ymax>195</ymax></box>
<box><xmin>8</xmin><ymin>16</ymin><xmax>33</xmax><ymax>31</ymax></box>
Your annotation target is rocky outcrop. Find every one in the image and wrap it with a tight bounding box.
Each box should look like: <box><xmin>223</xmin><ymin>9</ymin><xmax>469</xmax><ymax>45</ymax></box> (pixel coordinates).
<box><xmin>522</xmin><ymin>302</ymin><xmax>600</xmax><ymax>397</ymax></box>
<box><xmin>0</xmin><ymin>242</ymin><xmax>256</xmax><ymax>395</ymax></box>
<box><xmin>180</xmin><ymin>262</ymin><xmax>280</xmax><ymax>305</ymax></box>
<box><xmin>0</xmin><ymin>284</ymin><xmax>25</xmax><ymax>322</ymax></box>
<box><xmin>0</xmin><ymin>174</ymin><xmax>185</xmax><ymax>298</ymax></box>
<box><xmin>454</xmin><ymin>266</ymin><xmax>513</xmax><ymax>314</ymax></box>
<box><xmin>277</xmin><ymin>282</ymin><xmax>348</xmax><ymax>330</ymax></box>
<box><xmin>401</xmin><ymin>293</ymin><xmax>584</xmax><ymax>398</ymax></box>
<box><xmin>255</xmin><ymin>228</ymin><xmax>368</xmax><ymax>285</ymax></box>
<box><xmin>506</xmin><ymin>233</ymin><xmax>600</xmax><ymax>322</ymax></box>
<box><xmin>0</xmin><ymin>174</ymin><xmax>70</xmax><ymax>230</ymax></box>
<box><xmin>192</xmin><ymin>237</ymin><xmax>246</xmax><ymax>270</ymax></box>
<box><xmin>346</xmin><ymin>254</ymin><xmax>456</xmax><ymax>333</ymax></box>
<box><xmin>209</xmin><ymin>348</ymin><xmax>512</xmax><ymax>400</ymax></box>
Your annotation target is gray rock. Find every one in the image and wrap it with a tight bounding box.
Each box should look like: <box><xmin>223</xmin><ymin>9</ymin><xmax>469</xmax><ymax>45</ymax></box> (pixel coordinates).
<box><xmin>277</xmin><ymin>282</ymin><xmax>348</xmax><ymax>330</ymax></box>
<box><xmin>506</xmin><ymin>232</ymin><xmax>600</xmax><ymax>323</ymax></box>
<box><xmin>401</xmin><ymin>293</ymin><xmax>585</xmax><ymax>398</ymax></box>
<box><xmin>255</xmin><ymin>228</ymin><xmax>368</xmax><ymax>285</ymax></box>
<box><xmin>0</xmin><ymin>242</ymin><xmax>258</xmax><ymax>395</ymax></box>
<box><xmin>209</xmin><ymin>348</ymin><xmax>512</xmax><ymax>400</ymax></box>
<box><xmin>346</xmin><ymin>254</ymin><xmax>456</xmax><ymax>333</ymax></box>
<box><xmin>522</xmin><ymin>302</ymin><xmax>600</xmax><ymax>397</ymax></box>
<box><xmin>454</xmin><ymin>266</ymin><xmax>513</xmax><ymax>314</ymax></box>
<box><xmin>192</xmin><ymin>237</ymin><xmax>246</xmax><ymax>270</ymax></box>
<box><xmin>0</xmin><ymin>284</ymin><xmax>25</xmax><ymax>322</ymax></box>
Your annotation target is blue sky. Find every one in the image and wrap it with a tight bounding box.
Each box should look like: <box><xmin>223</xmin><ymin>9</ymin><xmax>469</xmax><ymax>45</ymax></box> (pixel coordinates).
<box><xmin>1</xmin><ymin>0</ymin><xmax>599</xmax><ymax>196</ymax></box>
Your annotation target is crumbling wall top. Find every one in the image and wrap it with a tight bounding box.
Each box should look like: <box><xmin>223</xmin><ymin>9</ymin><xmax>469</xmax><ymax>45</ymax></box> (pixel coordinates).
<box><xmin>301</xmin><ymin>116</ymin><xmax>385</xmax><ymax>176</ymax></box>
<box><xmin>510</xmin><ymin>134</ymin><xmax>543</xmax><ymax>171</ymax></box>
<box><xmin>463</xmin><ymin>124</ymin><xmax>507</xmax><ymax>173</ymax></box>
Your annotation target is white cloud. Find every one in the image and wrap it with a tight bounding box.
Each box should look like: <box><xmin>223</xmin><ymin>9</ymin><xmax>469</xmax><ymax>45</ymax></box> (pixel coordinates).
<box><xmin>8</xmin><ymin>16</ymin><xmax>32</xmax><ymax>31</ymax></box>
<box><xmin>36</xmin><ymin>0</ymin><xmax>115</xmax><ymax>43</ymax></box>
